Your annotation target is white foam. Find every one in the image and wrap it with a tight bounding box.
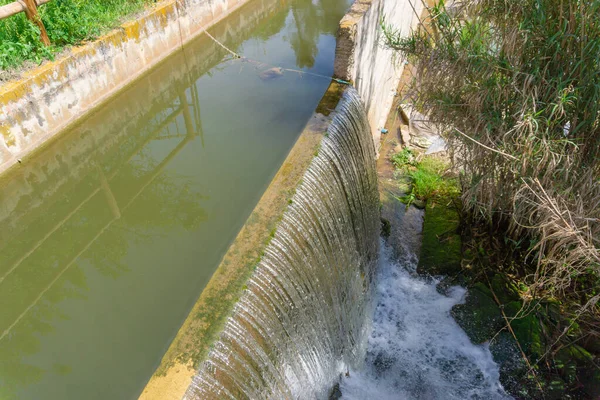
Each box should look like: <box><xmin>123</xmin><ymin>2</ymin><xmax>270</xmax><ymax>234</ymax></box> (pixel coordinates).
<box><xmin>340</xmin><ymin>242</ymin><xmax>511</xmax><ymax>400</ymax></box>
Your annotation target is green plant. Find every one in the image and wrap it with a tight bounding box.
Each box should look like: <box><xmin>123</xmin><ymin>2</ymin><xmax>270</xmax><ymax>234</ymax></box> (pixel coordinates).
<box><xmin>391</xmin><ymin>151</ymin><xmax>458</xmax><ymax>203</ymax></box>
<box><xmin>409</xmin><ymin>157</ymin><xmax>457</xmax><ymax>201</ymax></box>
<box><xmin>0</xmin><ymin>0</ymin><xmax>156</xmax><ymax>71</ymax></box>
<box><xmin>384</xmin><ymin>1</ymin><xmax>600</xmax><ymax>393</ymax></box>
<box><xmin>390</xmin><ymin>147</ymin><xmax>416</xmax><ymax>169</ymax></box>
<box><xmin>384</xmin><ymin>0</ymin><xmax>600</xmax><ymax>318</ymax></box>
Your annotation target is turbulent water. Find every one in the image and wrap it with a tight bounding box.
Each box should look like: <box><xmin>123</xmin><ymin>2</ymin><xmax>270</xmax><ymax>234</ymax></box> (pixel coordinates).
<box><xmin>340</xmin><ymin>242</ymin><xmax>511</xmax><ymax>400</ymax></box>
<box><xmin>185</xmin><ymin>88</ymin><xmax>380</xmax><ymax>399</ymax></box>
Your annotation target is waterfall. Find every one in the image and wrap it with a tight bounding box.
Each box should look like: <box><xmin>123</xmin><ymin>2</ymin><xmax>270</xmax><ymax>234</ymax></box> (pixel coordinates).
<box><xmin>185</xmin><ymin>88</ymin><xmax>380</xmax><ymax>399</ymax></box>
<box><xmin>339</xmin><ymin>241</ymin><xmax>511</xmax><ymax>399</ymax></box>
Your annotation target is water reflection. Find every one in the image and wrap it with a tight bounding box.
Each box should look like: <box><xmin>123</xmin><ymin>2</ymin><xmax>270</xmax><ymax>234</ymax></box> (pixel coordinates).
<box><xmin>289</xmin><ymin>0</ymin><xmax>349</xmax><ymax>68</ymax></box>
<box><xmin>0</xmin><ymin>0</ymin><xmax>352</xmax><ymax>398</ymax></box>
<box><xmin>0</xmin><ymin>86</ymin><xmax>207</xmax><ymax>399</ymax></box>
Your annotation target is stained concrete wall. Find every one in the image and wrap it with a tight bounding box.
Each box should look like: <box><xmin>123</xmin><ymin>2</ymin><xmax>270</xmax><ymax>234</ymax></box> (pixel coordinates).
<box><xmin>0</xmin><ymin>0</ymin><xmax>255</xmax><ymax>175</ymax></box>
<box><xmin>334</xmin><ymin>0</ymin><xmax>423</xmax><ymax>150</ymax></box>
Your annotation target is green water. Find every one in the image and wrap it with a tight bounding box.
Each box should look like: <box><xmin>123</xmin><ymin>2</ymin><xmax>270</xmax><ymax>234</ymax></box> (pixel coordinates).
<box><xmin>0</xmin><ymin>0</ymin><xmax>350</xmax><ymax>398</ymax></box>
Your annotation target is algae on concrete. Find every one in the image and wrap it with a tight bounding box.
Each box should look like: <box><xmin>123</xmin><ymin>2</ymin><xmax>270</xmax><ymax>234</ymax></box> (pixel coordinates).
<box><xmin>417</xmin><ymin>199</ymin><xmax>461</xmax><ymax>276</ymax></box>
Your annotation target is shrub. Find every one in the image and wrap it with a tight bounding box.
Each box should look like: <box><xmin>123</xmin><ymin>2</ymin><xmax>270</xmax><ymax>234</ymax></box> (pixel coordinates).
<box><xmin>0</xmin><ymin>0</ymin><xmax>155</xmax><ymax>71</ymax></box>
<box><xmin>383</xmin><ymin>0</ymin><xmax>599</xmax><ymax>346</ymax></box>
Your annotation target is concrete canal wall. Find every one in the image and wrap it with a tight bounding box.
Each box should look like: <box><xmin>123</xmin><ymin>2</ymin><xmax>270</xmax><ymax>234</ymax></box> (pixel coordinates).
<box><xmin>0</xmin><ymin>0</ymin><xmax>256</xmax><ymax>175</ymax></box>
<box><xmin>334</xmin><ymin>0</ymin><xmax>423</xmax><ymax>150</ymax></box>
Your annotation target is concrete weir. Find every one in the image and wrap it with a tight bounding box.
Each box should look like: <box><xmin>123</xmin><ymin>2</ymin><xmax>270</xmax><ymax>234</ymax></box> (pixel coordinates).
<box><xmin>140</xmin><ymin>81</ymin><xmax>348</xmax><ymax>399</ymax></box>
<box><xmin>143</xmin><ymin>0</ymin><xmax>425</xmax><ymax>395</ymax></box>
<box><xmin>0</xmin><ymin>0</ymin><xmax>255</xmax><ymax>175</ymax></box>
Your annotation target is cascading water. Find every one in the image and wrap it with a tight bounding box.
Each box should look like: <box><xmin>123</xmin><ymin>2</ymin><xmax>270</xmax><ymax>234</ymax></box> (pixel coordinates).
<box><xmin>339</xmin><ymin>240</ymin><xmax>511</xmax><ymax>400</ymax></box>
<box><xmin>185</xmin><ymin>88</ymin><xmax>380</xmax><ymax>399</ymax></box>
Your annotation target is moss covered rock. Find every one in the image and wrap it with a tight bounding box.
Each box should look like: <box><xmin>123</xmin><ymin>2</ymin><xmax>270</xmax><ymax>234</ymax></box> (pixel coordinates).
<box><xmin>490</xmin><ymin>274</ymin><xmax>520</xmax><ymax>305</ymax></box>
<box><xmin>555</xmin><ymin>344</ymin><xmax>600</xmax><ymax>397</ymax></box>
<box><xmin>504</xmin><ymin>302</ymin><xmax>545</xmax><ymax>361</ymax></box>
<box><xmin>418</xmin><ymin>200</ymin><xmax>461</xmax><ymax>275</ymax></box>
<box><xmin>451</xmin><ymin>282</ymin><xmax>503</xmax><ymax>344</ymax></box>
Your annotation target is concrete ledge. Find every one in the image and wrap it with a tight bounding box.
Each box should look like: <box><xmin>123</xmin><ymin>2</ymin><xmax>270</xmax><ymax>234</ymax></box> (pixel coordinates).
<box><xmin>139</xmin><ymin>81</ymin><xmax>346</xmax><ymax>400</ymax></box>
<box><xmin>0</xmin><ymin>0</ymin><xmax>254</xmax><ymax>175</ymax></box>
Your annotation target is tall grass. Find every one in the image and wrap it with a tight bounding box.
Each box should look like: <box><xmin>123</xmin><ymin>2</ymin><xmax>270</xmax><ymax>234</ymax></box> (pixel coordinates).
<box><xmin>384</xmin><ymin>0</ymin><xmax>599</xmax><ymax>343</ymax></box>
<box><xmin>0</xmin><ymin>0</ymin><xmax>156</xmax><ymax>71</ymax></box>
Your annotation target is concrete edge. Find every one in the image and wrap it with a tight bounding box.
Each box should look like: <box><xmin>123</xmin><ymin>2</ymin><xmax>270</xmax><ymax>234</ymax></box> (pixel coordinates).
<box><xmin>333</xmin><ymin>0</ymin><xmax>372</xmax><ymax>81</ymax></box>
<box><xmin>139</xmin><ymin>81</ymin><xmax>348</xmax><ymax>400</ymax></box>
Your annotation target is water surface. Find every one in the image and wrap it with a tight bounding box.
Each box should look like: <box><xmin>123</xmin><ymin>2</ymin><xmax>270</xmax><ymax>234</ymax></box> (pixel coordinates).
<box><xmin>0</xmin><ymin>0</ymin><xmax>349</xmax><ymax>398</ymax></box>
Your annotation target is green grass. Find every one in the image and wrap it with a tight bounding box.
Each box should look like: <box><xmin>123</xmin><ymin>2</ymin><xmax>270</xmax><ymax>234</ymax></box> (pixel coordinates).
<box><xmin>0</xmin><ymin>0</ymin><xmax>157</xmax><ymax>71</ymax></box>
<box><xmin>391</xmin><ymin>150</ymin><xmax>459</xmax><ymax>204</ymax></box>
<box><xmin>409</xmin><ymin>157</ymin><xmax>458</xmax><ymax>200</ymax></box>
<box><xmin>390</xmin><ymin>147</ymin><xmax>416</xmax><ymax>169</ymax></box>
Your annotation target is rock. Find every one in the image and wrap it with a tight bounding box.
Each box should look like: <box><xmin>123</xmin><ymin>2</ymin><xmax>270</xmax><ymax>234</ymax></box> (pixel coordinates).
<box><xmin>451</xmin><ymin>282</ymin><xmax>503</xmax><ymax>344</ymax></box>
<box><xmin>411</xmin><ymin>198</ymin><xmax>426</xmax><ymax>209</ymax></box>
<box><xmin>417</xmin><ymin>200</ymin><xmax>461</xmax><ymax>276</ymax></box>
<box><xmin>399</xmin><ymin>103</ymin><xmax>413</xmax><ymax>124</ymax></box>
<box><xmin>556</xmin><ymin>345</ymin><xmax>592</xmax><ymax>384</ymax></box>
<box><xmin>400</xmin><ymin>126</ymin><xmax>411</xmax><ymax>146</ymax></box>
<box><xmin>411</xmin><ymin>135</ymin><xmax>433</xmax><ymax>149</ymax></box>
<box><xmin>400</xmin><ymin>104</ymin><xmax>444</xmax><ymax>151</ymax></box>
<box><xmin>504</xmin><ymin>301</ymin><xmax>545</xmax><ymax>361</ymax></box>
<box><xmin>436</xmin><ymin>274</ymin><xmax>470</xmax><ymax>296</ymax></box>
<box><xmin>425</xmin><ymin>136</ymin><xmax>448</xmax><ymax>154</ymax></box>
<box><xmin>490</xmin><ymin>274</ymin><xmax>520</xmax><ymax>305</ymax></box>
<box><xmin>328</xmin><ymin>382</ymin><xmax>342</xmax><ymax>400</ymax></box>
<box><xmin>489</xmin><ymin>331</ymin><xmax>528</xmax><ymax>397</ymax></box>
<box><xmin>556</xmin><ymin>344</ymin><xmax>600</xmax><ymax>398</ymax></box>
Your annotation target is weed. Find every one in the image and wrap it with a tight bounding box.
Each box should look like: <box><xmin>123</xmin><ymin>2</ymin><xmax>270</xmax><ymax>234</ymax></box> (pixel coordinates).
<box><xmin>0</xmin><ymin>0</ymin><xmax>156</xmax><ymax>71</ymax></box>
<box><xmin>391</xmin><ymin>150</ymin><xmax>458</xmax><ymax>203</ymax></box>
<box><xmin>409</xmin><ymin>157</ymin><xmax>458</xmax><ymax>201</ymax></box>
<box><xmin>390</xmin><ymin>147</ymin><xmax>416</xmax><ymax>169</ymax></box>
<box><xmin>383</xmin><ymin>0</ymin><xmax>600</xmax><ymax>312</ymax></box>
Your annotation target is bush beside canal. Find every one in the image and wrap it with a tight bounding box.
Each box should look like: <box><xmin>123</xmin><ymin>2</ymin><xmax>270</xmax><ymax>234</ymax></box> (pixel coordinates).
<box><xmin>0</xmin><ymin>0</ymin><xmax>157</xmax><ymax>73</ymax></box>
<box><xmin>390</xmin><ymin>148</ymin><xmax>600</xmax><ymax>399</ymax></box>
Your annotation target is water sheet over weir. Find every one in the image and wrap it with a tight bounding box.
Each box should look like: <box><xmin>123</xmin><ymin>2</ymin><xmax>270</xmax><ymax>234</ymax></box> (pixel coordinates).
<box><xmin>185</xmin><ymin>89</ymin><xmax>380</xmax><ymax>399</ymax></box>
<box><xmin>0</xmin><ymin>0</ymin><xmax>353</xmax><ymax>398</ymax></box>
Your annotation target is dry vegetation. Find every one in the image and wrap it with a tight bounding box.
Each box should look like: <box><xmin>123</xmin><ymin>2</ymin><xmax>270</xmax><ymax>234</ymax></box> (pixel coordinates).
<box><xmin>384</xmin><ymin>0</ymin><xmax>599</xmax><ymax>363</ymax></box>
